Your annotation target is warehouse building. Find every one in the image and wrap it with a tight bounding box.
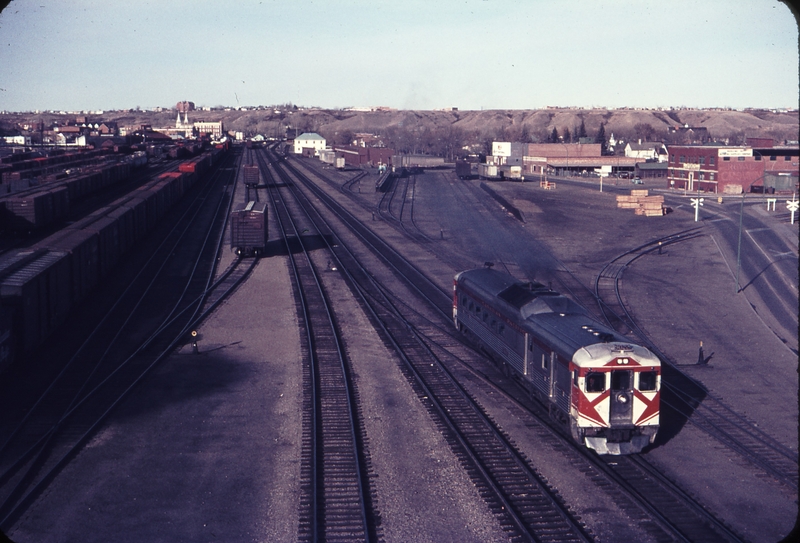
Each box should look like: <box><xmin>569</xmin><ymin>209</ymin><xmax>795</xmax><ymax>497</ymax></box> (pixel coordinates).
<box><xmin>492</xmin><ymin>142</ymin><xmax>638</xmax><ymax>178</ymax></box>
<box><xmin>331</xmin><ymin>145</ymin><xmax>394</xmax><ymax>167</ymax></box>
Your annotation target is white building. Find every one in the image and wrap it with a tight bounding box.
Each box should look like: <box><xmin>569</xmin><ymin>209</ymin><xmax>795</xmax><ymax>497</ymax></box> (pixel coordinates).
<box><xmin>194</xmin><ymin>121</ymin><xmax>224</xmax><ymax>139</ymax></box>
<box><xmin>625</xmin><ymin>141</ymin><xmax>668</xmax><ymax>162</ymax></box>
<box><xmin>294</xmin><ymin>132</ymin><xmax>326</xmax><ymax>155</ymax></box>
<box><xmin>3</xmin><ymin>135</ymin><xmax>31</xmax><ymax>145</ymax></box>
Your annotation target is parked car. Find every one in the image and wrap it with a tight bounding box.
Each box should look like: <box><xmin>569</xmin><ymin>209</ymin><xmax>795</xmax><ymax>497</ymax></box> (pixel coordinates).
<box><xmin>632</xmin><ymin>177</ymin><xmax>643</xmax><ymax>184</ymax></box>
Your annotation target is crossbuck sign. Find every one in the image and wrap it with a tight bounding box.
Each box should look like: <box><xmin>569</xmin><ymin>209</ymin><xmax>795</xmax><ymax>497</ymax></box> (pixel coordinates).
<box><xmin>788</xmin><ymin>194</ymin><xmax>799</xmax><ymax>224</ymax></box>
<box><xmin>691</xmin><ymin>197</ymin><xmax>704</xmax><ymax>222</ymax></box>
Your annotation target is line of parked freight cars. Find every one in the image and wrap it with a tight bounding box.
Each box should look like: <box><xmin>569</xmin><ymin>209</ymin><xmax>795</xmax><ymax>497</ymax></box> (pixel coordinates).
<box><xmin>0</xmin><ymin>160</ymin><xmax>134</xmax><ymax>232</ymax></box>
<box><xmin>0</xmin><ymin>148</ymin><xmax>111</xmax><ymax>183</ymax></box>
<box><xmin>0</xmin><ymin>147</ymin><xmax>227</xmax><ymax>374</ymax></box>
<box><xmin>0</xmin><ymin>141</ymin><xmax>228</xmax><ymax>233</ymax></box>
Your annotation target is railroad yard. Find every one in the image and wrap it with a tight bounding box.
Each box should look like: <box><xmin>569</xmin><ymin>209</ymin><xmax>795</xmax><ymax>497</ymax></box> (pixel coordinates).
<box><xmin>0</xmin><ymin>143</ymin><xmax>797</xmax><ymax>542</ymax></box>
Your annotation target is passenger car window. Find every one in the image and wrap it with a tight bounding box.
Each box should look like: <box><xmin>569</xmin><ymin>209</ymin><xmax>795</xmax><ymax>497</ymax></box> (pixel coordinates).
<box><xmin>585</xmin><ymin>372</ymin><xmax>605</xmax><ymax>392</ymax></box>
<box><xmin>639</xmin><ymin>371</ymin><xmax>657</xmax><ymax>391</ymax></box>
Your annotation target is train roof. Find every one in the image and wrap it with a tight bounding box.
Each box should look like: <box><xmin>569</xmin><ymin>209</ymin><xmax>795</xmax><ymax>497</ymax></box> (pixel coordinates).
<box><xmin>455</xmin><ymin>268</ymin><xmax>659</xmax><ymax>367</ymax></box>
<box><xmin>456</xmin><ymin>267</ymin><xmax>590</xmax><ymax>319</ymax></box>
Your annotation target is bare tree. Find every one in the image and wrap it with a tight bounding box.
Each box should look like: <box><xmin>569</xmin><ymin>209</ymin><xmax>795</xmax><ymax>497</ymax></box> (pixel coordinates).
<box><xmin>438</xmin><ymin>125</ymin><xmax>466</xmax><ymax>161</ymax></box>
<box><xmin>633</xmin><ymin>122</ymin><xmax>656</xmax><ymax>141</ymax></box>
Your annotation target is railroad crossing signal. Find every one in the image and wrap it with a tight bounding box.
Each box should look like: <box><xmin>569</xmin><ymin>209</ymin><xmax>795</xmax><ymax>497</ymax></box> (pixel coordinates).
<box><xmin>787</xmin><ymin>193</ymin><xmax>799</xmax><ymax>224</ymax></box>
<box><xmin>690</xmin><ymin>197</ymin><xmax>704</xmax><ymax>222</ymax></box>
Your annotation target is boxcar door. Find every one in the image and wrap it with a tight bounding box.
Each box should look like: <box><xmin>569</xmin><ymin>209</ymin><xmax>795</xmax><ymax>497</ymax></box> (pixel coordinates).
<box><xmin>609</xmin><ymin>370</ymin><xmax>633</xmax><ymax>424</ymax></box>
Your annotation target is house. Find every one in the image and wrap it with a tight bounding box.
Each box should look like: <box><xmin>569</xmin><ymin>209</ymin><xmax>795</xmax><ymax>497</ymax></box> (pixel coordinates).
<box><xmin>668</xmin><ymin>124</ymin><xmax>710</xmax><ymax>144</ymax></box>
<box><xmin>2</xmin><ymin>135</ymin><xmax>31</xmax><ymax>146</ymax></box>
<box><xmin>98</xmin><ymin>122</ymin><xmax>118</xmax><ymax>135</ymax></box>
<box><xmin>293</xmin><ymin>132</ymin><xmax>326</xmax><ymax>155</ymax></box>
<box><xmin>625</xmin><ymin>141</ymin><xmax>668</xmax><ymax>162</ymax></box>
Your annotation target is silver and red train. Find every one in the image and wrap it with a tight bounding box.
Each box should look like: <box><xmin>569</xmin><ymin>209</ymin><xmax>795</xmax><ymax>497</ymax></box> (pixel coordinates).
<box><xmin>453</xmin><ymin>267</ymin><xmax>660</xmax><ymax>455</ymax></box>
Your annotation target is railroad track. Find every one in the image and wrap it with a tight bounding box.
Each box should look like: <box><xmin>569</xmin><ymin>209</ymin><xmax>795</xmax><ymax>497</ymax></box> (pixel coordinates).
<box><xmin>271</xmin><ymin>149</ymin><xmax>595</xmax><ymax>543</ymax></box>
<box><xmin>593</xmin><ymin>230</ymin><xmax>799</xmax><ymax>492</ymax></box>
<box><xmin>258</xmin><ymin>150</ymin><xmax>375</xmax><ymax>542</ymax></box>
<box><xmin>341</xmin><ymin>170</ymin><xmax>367</xmax><ymax>193</ymax></box>
<box><xmin>377</xmin><ymin>173</ymin><xmax>432</xmax><ymax>243</ymax></box>
<box><xmin>0</xmin><ymin>149</ymin><xmax>244</xmax><ymax>531</ymax></box>
<box><xmin>404</xmin><ymin>313</ymin><xmax>750</xmax><ymax>543</ymax></box>
<box><xmin>279</xmin><ymin>155</ymin><xmax>772</xmax><ymax>542</ymax></box>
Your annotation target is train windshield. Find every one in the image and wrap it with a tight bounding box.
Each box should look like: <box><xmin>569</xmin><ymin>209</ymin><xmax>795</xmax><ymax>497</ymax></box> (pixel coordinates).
<box><xmin>611</xmin><ymin>370</ymin><xmax>631</xmax><ymax>391</ymax></box>
<box><xmin>585</xmin><ymin>372</ymin><xmax>605</xmax><ymax>393</ymax></box>
<box><xmin>638</xmin><ymin>371</ymin><xmax>657</xmax><ymax>391</ymax></box>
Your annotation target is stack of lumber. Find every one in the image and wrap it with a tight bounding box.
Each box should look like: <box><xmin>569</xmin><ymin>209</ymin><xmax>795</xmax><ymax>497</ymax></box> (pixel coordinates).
<box><xmin>616</xmin><ymin>189</ymin><xmax>665</xmax><ymax>216</ymax></box>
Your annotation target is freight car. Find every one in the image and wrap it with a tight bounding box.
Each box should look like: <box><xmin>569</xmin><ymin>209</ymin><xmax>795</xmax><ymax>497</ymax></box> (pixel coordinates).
<box><xmin>230</xmin><ymin>201</ymin><xmax>267</xmax><ymax>256</ymax></box>
<box><xmin>477</xmin><ymin>163</ymin><xmax>500</xmax><ymax>180</ymax></box>
<box><xmin>0</xmin><ymin>148</ymin><xmax>228</xmax><ymax>373</ymax></box>
<box><xmin>242</xmin><ymin>164</ymin><xmax>260</xmax><ymax>186</ymax></box>
<box><xmin>453</xmin><ymin>267</ymin><xmax>660</xmax><ymax>455</ymax></box>
<box><xmin>455</xmin><ymin>160</ymin><xmax>476</xmax><ymax>180</ymax></box>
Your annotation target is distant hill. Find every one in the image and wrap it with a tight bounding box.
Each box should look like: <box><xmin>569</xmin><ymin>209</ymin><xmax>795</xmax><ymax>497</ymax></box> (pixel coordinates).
<box><xmin>2</xmin><ymin>107</ymin><xmax>797</xmax><ymax>154</ymax></box>
<box><xmin>194</xmin><ymin>107</ymin><xmax>800</xmax><ymax>150</ymax></box>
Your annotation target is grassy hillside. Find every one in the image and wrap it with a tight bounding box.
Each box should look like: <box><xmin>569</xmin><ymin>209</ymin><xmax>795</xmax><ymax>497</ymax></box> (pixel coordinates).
<box><xmin>3</xmin><ymin>107</ymin><xmax>797</xmax><ymax>155</ymax></box>
<box><xmin>208</xmin><ymin>107</ymin><xmax>799</xmax><ymax>148</ymax></box>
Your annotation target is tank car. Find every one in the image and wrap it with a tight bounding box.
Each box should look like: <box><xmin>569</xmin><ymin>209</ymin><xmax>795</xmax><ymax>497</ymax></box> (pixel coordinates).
<box><xmin>453</xmin><ymin>267</ymin><xmax>660</xmax><ymax>455</ymax></box>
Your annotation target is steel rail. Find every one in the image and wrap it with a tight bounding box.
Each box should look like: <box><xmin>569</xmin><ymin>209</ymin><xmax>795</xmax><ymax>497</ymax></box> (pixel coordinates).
<box><xmin>272</xmin><ymin>149</ymin><xmax>593</xmax><ymax>543</ymax></box>
<box><xmin>593</xmin><ymin>229</ymin><xmax>799</xmax><ymax>492</ymax></box>
<box><xmin>258</xmin><ymin>149</ymin><xmax>372</xmax><ymax>543</ymax></box>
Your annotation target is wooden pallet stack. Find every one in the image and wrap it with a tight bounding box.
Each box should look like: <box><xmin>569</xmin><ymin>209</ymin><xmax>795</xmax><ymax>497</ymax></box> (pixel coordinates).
<box><xmin>616</xmin><ymin>189</ymin><xmax>665</xmax><ymax>216</ymax></box>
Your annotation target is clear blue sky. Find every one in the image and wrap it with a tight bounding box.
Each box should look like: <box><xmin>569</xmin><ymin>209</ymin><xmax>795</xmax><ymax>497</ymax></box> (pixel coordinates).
<box><xmin>0</xmin><ymin>0</ymin><xmax>797</xmax><ymax>112</ymax></box>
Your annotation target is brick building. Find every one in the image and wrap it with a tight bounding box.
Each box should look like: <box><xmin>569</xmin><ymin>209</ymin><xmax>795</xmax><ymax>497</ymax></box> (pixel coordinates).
<box><xmin>331</xmin><ymin>145</ymin><xmax>393</xmax><ymax>167</ymax></box>
<box><xmin>666</xmin><ymin>144</ymin><xmax>799</xmax><ymax>194</ymax></box>
<box><xmin>490</xmin><ymin>142</ymin><xmax>638</xmax><ymax>177</ymax></box>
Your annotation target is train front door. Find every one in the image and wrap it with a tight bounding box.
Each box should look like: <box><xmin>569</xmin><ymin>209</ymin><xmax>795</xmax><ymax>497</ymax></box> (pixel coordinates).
<box><xmin>609</xmin><ymin>370</ymin><xmax>633</xmax><ymax>424</ymax></box>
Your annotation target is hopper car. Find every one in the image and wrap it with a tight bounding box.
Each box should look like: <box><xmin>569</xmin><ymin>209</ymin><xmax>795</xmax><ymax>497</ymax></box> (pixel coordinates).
<box><xmin>0</xmin><ymin>148</ymin><xmax>227</xmax><ymax>373</ymax></box>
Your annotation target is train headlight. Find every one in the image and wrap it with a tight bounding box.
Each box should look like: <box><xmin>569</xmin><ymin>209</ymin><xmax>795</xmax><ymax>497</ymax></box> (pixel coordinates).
<box><xmin>617</xmin><ymin>393</ymin><xmax>628</xmax><ymax>403</ymax></box>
